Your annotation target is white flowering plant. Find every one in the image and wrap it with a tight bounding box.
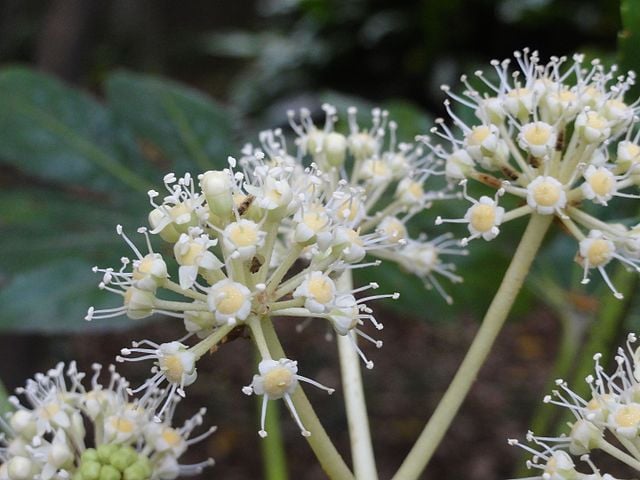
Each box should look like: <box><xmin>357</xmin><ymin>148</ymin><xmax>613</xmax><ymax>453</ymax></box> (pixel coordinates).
<box><xmin>1</xmin><ymin>2</ymin><xmax>640</xmax><ymax>479</ymax></box>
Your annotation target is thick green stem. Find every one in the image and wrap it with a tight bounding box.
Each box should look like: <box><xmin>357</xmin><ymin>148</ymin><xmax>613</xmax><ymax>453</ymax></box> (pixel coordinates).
<box><xmin>336</xmin><ymin>271</ymin><xmax>378</xmax><ymax>480</ymax></box>
<box><xmin>261</xmin><ymin>317</ymin><xmax>356</xmax><ymax>480</ymax></box>
<box><xmin>392</xmin><ymin>213</ymin><xmax>553</xmax><ymax>480</ymax></box>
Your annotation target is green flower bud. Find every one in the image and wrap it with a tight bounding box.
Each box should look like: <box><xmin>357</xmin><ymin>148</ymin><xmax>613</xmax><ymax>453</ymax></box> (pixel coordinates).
<box><xmin>97</xmin><ymin>444</ymin><xmax>118</xmax><ymax>464</ymax></box>
<box><xmin>82</xmin><ymin>449</ymin><xmax>100</xmax><ymax>463</ymax></box>
<box><xmin>79</xmin><ymin>460</ymin><xmax>102</xmax><ymax>480</ymax></box>
<box><xmin>99</xmin><ymin>464</ymin><xmax>122</xmax><ymax>480</ymax></box>
<box><xmin>123</xmin><ymin>458</ymin><xmax>152</xmax><ymax>480</ymax></box>
<box><xmin>111</xmin><ymin>446</ymin><xmax>138</xmax><ymax>471</ymax></box>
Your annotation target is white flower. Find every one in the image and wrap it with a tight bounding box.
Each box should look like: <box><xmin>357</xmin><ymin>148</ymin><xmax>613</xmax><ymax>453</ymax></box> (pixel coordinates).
<box><xmin>222</xmin><ymin>219</ymin><xmax>266</xmax><ymax>260</ymax></box>
<box><xmin>173</xmin><ymin>231</ymin><xmax>222</xmax><ymax>289</ymax></box>
<box><xmin>293</xmin><ymin>271</ymin><xmax>337</xmax><ymax>313</ymax></box>
<box><xmin>117</xmin><ymin>341</ymin><xmax>197</xmax><ymax>407</ymax></box>
<box><xmin>580</xmin><ymin>165</ymin><xmax>616</xmax><ymax>205</ymax></box>
<box><xmin>511</xmin><ymin>333</ymin><xmax>640</xmax><ymax>479</ymax></box>
<box><xmin>445</xmin><ymin>149</ymin><xmax>475</xmax><ymax>180</ymax></box>
<box><xmin>377</xmin><ymin>216</ymin><xmax>407</xmax><ymax>244</ymax></box>
<box><xmin>207</xmin><ymin>278</ymin><xmax>252</xmax><ymax>325</ymax></box>
<box><xmin>518</xmin><ymin>121</ymin><xmax>557</xmax><ymax>158</ymax></box>
<box><xmin>576</xmin><ymin>110</ymin><xmax>611</xmax><ymax>144</ymax></box>
<box><xmin>526</xmin><ymin>176</ymin><xmax>566</xmax><ymax>215</ymax></box>
<box><xmin>435</xmin><ymin>180</ymin><xmax>505</xmax><ymax>245</ymax></box>
<box><xmin>242</xmin><ymin>358</ymin><xmax>334</xmax><ymax>438</ymax></box>
<box><xmin>1</xmin><ymin>363</ymin><xmax>215</xmax><ymax>480</ymax></box>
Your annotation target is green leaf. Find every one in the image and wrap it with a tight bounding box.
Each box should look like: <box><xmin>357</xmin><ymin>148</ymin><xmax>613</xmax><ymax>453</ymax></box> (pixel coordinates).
<box><xmin>0</xmin><ymin>67</ymin><xmax>151</xmax><ymax>193</ymax></box>
<box><xmin>383</xmin><ymin>99</ymin><xmax>433</xmax><ymax>142</ymax></box>
<box><xmin>0</xmin><ymin>378</ymin><xmax>12</xmax><ymax>415</ymax></box>
<box><xmin>619</xmin><ymin>0</ymin><xmax>640</xmax><ymax>100</ymax></box>
<box><xmin>0</xmin><ymin>187</ymin><xmax>147</xmax><ymax>274</ymax></box>
<box><xmin>0</xmin><ymin>259</ymin><xmax>135</xmax><ymax>333</ymax></box>
<box><xmin>106</xmin><ymin>71</ymin><xmax>235</xmax><ymax>174</ymax></box>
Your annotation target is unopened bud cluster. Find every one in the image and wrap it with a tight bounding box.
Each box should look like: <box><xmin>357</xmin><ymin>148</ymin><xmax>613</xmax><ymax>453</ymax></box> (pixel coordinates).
<box><xmin>0</xmin><ymin>363</ymin><xmax>213</xmax><ymax>480</ymax></box>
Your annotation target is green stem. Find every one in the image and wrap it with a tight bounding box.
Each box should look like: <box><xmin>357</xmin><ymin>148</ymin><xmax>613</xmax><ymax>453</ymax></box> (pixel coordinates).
<box><xmin>336</xmin><ymin>271</ymin><xmax>378</xmax><ymax>480</ymax></box>
<box><xmin>260</xmin><ymin>317</ymin><xmax>356</xmax><ymax>480</ymax></box>
<box><xmin>392</xmin><ymin>213</ymin><xmax>553</xmax><ymax>480</ymax></box>
<box><xmin>255</xmin><ymin>346</ymin><xmax>289</xmax><ymax>480</ymax></box>
<box><xmin>190</xmin><ymin>324</ymin><xmax>234</xmax><ymax>359</ymax></box>
<box><xmin>598</xmin><ymin>438</ymin><xmax>640</xmax><ymax>471</ymax></box>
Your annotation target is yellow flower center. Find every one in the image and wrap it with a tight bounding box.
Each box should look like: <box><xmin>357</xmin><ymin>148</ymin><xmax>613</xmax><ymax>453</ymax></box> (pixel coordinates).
<box><xmin>336</xmin><ymin>199</ymin><xmax>361</xmax><ymax>222</ymax></box>
<box><xmin>523</xmin><ymin>123</ymin><xmax>552</xmax><ymax>146</ymax></box>
<box><xmin>369</xmin><ymin>160</ymin><xmax>390</xmax><ymax>177</ymax></box>
<box><xmin>586</xmin><ymin>238</ymin><xmax>613</xmax><ymax>266</ymax></box>
<box><xmin>216</xmin><ymin>284</ymin><xmax>246</xmax><ymax>315</ymax></box>
<box><xmin>133</xmin><ymin>255</ymin><xmax>156</xmax><ymax>279</ymax></box>
<box><xmin>588</xmin><ymin>171</ymin><xmax>614</xmax><ymax>197</ymax></box>
<box><xmin>557</xmin><ymin>89</ymin><xmax>576</xmax><ymax>103</ymax></box>
<box><xmin>507</xmin><ymin>87</ymin><xmax>530</xmax><ymax>100</ymax></box>
<box><xmin>110</xmin><ymin>416</ymin><xmax>135</xmax><ymax>434</ymax></box>
<box><xmin>302</xmin><ymin>211</ymin><xmax>327</xmax><ymax>232</ymax></box>
<box><xmin>622</xmin><ymin>142</ymin><xmax>640</xmax><ymax>160</ymax></box>
<box><xmin>41</xmin><ymin>403</ymin><xmax>60</xmax><ymax>420</ymax></box>
<box><xmin>263</xmin><ymin>367</ymin><xmax>295</xmax><ymax>397</ymax></box>
<box><xmin>585</xmin><ymin>111</ymin><xmax>608</xmax><ymax>130</ymax></box>
<box><xmin>161</xmin><ymin>355</ymin><xmax>186</xmax><ymax>383</ymax></box>
<box><xmin>180</xmin><ymin>243</ymin><xmax>205</xmax><ymax>266</ymax></box>
<box><xmin>307</xmin><ymin>277</ymin><xmax>334</xmax><ymax>304</ymax></box>
<box><xmin>346</xmin><ymin>229</ymin><xmax>363</xmax><ymax>246</ymax></box>
<box><xmin>380</xmin><ymin>219</ymin><xmax>407</xmax><ymax>243</ymax></box>
<box><xmin>407</xmin><ymin>181</ymin><xmax>424</xmax><ymax>199</ymax></box>
<box><xmin>228</xmin><ymin>223</ymin><xmax>259</xmax><ymax>247</ymax></box>
<box><xmin>533</xmin><ymin>180</ymin><xmax>562</xmax><ymax>207</ymax></box>
<box><xmin>468</xmin><ymin>125</ymin><xmax>491</xmax><ymax>145</ymax></box>
<box><xmin>615</xmin><ymin>404</ymin><xmax>640</xmax><ymax>428</ymax></box>
<box><xmin>606</xmin><ymin>98</ymin><xmax>627</xmax><ymax>113</ymax></box>
<box><xmin>169</xmin><ymin>203</ymin><xmax>191</xmax><ymax>221</ymax></box>
<box><xmin>161</xmin><ymin>428</ymin><xmax>182</xmax><ymax>447</ymax></box>
<box><xmin>469</xmin><ymin>204</ymin><xmax>496</xmax><ymax>232</ymax></box>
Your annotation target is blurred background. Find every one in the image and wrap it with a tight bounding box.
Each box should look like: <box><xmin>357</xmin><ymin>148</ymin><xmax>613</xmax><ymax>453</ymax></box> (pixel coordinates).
<box><xmin>0</xmin><ymin>0</ymin><xmax>637</xmax><ymax>478</ymax></box>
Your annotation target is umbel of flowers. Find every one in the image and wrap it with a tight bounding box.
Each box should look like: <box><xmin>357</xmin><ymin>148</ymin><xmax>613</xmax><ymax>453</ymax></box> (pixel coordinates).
<box><xmin>86</xmin><ymin>106</ymin><xmax>461</xmax><ymax>441</ymax></box>
<box><xmin>0</xmin><ymin>362</ymin><xmax>214</xmax><ymax>480</ymax></box>
<box><xmin>429</xmin><ymin>49</ymin><xmax>640</xmax><ymax>297</ymax></box>
<box><xmin>510</xmin><ymin>333</ymin><xmax>640</xmax><ymax>480</ymax></box>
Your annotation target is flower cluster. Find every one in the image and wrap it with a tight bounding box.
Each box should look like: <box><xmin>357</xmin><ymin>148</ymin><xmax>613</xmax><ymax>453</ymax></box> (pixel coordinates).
<box><xmin>87</xmin><ymin>106</ymin><xmax>460</xmax><ymax>438</ymax></box>
<box><xmin>429</xmin><ymin>49</ymin><xmax>640</xmax><ymax>297</ymax></box>
<box><xmin>510</xmin><ymin>333</ymin><xmax>640</xmax><ymax>480</ymax></box>
<box><xmin>0</xmin><ymin>362</ymin><xmax>214</xmax><ymax>480</ymax></box>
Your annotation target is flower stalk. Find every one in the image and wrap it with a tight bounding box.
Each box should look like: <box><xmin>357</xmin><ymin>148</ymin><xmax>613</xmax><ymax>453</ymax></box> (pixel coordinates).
<box><xmin>260</xmin><ymin>316</ymin><xmax>356</xmax><ymax>480</ymax></box>
<box><xmin>336</xmin><ymin>270</ymin><xmax>378</xmax><ymax>480</ymax></box>
<box><xmin>393</xmin><ymin>213</ymin><xmax>553</xmax><ymax>480</ymax></box>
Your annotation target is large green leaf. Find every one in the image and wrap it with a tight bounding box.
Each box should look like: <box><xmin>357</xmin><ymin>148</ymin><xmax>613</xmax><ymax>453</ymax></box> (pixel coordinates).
<box><xmin>106</xmin><ymin>71</ymin><xmax>234</xmax><ymax>174</ymax></box>
<box><xmin>0</xmin><ymin>187</ymin><xmax>145</xmax><ymax>274</ymax></box>
<box><xmin>619</xmin><ymin>0</ymin><xmax>640</xmax><ymax>100</ymax></box>
<box><xmin>0</xmin><ymin>67</ymin><xmax>151</xmax><ymax>193</ymax></box>
<box><xmin>0</xmin><ymin>259</ymin><xmax>135</xmax><ymax>333</ymax></box>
